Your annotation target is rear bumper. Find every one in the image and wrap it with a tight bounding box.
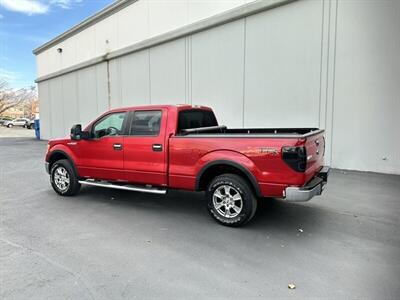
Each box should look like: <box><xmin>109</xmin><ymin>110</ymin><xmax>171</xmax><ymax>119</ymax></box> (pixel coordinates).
<box><xmin>284</xmin><ymin>166</ymin><xmax>330</xmax><ymax>202</ymax></box>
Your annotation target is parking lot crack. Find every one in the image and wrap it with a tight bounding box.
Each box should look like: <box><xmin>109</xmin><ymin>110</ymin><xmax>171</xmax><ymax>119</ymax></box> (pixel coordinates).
<box><xmin>1</xmin><ymin>238</ymin><xmax>97</xmax><ymax>300</ymax></box>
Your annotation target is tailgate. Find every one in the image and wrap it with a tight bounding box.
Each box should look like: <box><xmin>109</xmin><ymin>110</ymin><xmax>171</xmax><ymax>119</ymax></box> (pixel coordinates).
<box><xmin>304</xmin><ymin>131</ymin><xmax>325</xmax><ymax>182</ymax></box>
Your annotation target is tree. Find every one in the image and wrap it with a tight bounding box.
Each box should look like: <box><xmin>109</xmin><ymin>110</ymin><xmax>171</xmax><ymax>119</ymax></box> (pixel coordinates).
<box><xmin>0</xmin><ymin>78</ymin><xmax>37</xmax><ymax>116</ymax></box>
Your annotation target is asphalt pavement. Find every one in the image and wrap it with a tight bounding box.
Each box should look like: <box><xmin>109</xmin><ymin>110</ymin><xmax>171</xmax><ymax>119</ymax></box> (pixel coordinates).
<box><xmin>1</xmin><ymin>137</ymin><xmax>399</xmax><ymax>299</ymax></box>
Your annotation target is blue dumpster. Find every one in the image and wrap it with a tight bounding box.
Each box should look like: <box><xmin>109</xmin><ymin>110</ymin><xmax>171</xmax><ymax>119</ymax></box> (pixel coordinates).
<box><xmin>34</xmin><ymin>119</ymin><xmax>40</xmax><ymax>140</ymax></box>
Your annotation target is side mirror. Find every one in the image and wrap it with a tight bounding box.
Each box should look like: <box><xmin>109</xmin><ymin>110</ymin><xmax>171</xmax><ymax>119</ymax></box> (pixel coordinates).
<box><xmin>71</xmin><ymin>124</ymin><xmax>90</xmax><ymax>140</ymax></box>
<box><xmin>70</xmin><ymin>124</ymin><xmax>82</xmax><ymax>140</ymax></box>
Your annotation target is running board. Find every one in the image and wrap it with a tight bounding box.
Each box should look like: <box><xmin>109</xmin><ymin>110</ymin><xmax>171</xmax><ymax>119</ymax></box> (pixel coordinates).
<box><xmin>78</xmin><ymin>180</ymin><xmax>167</xmax><ymax>194</ymax></box>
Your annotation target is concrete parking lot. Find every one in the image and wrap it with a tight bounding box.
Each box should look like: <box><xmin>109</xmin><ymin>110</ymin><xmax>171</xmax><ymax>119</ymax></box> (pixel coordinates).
<box><xmin>1</xmin><ymin>137</ymin><xmax>399</xmax><ymax>299</ymax></box>
<box><xmin>0</xmin><ymin>126</ymin><xmax>36</xmax><ymax>138</ymax></box>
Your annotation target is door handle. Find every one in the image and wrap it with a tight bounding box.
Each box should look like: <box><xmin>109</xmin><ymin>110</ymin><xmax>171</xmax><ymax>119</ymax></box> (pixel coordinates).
<box><xmin>113</xmin><ymin>143</ymin><xmax>122</xmax><ymax>150</ymax></box>
<box><xmin>152</xmin><ymin>144</ymin><xmax>163</xmax><ymax>152</ymax></box>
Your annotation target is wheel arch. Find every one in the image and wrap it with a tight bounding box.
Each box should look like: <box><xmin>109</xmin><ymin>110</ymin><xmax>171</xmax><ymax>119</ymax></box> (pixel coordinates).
<box><xmin>48</xmin><ymin>150</ymin><xmax>79</xmax><ymax>177</ymax></box>
<box><xmin>195</xmin><ymin>160</ymin><xmax>262</xmax><ymax>197</ymax></box>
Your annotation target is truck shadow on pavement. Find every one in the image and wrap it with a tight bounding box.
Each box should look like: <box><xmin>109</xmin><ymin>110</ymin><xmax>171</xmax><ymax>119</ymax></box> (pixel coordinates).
<box><xmin>71</xmin><ymin>185</ymin><xmax>326</xmax><ymax>233</ymax></box>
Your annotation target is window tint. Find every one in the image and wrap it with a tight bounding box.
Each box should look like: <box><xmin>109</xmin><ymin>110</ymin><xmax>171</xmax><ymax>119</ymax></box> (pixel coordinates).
<box><xmin>178</xmin><ymin>110</ymin><xmax>218</xmax><ymax>131</ymax></box>
<box><xmin>93</xmin><ymin>112</ymin><xmax>126</xmax><ymax>138</ymax></box>
<box><xmin>129</xmin><ymin>110</ymin><xmax>162</xmax><ymax>136</ymax></box>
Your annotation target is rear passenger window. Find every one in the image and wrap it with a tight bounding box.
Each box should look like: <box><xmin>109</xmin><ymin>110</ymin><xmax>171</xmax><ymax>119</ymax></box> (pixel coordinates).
<box><xmin>129</xmin><ymin>110</ymin><xmax>162</xmax><ymax>136</ymax></box>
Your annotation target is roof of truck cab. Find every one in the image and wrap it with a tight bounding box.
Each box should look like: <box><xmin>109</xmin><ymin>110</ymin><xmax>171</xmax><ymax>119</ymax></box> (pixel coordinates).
<box><xmin>107</xmin><ymin>104</ymin><xmax>213</xmax><ymax>113</ymax></box>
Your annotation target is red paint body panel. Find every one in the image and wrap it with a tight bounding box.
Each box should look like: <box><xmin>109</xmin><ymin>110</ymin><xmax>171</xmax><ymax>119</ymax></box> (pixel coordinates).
<box><xmin>45</xmin><ymin>105</ymin><xmax>325</xmax><ymax>198</ymax></box>
<box><xmin>123</xmin><ymin>108</ymin><xmax>168</xmax><ymax>186</ymax></box>
<box><xmin>45</xmin><ymin>141</ymin><xmax>78</xmax><ymax>165</ymax></box>
<box><xmin>168</xmin><ymin>136</ymin><xmax>324</xmax><ymax>197</ymax></box>
<box><xmin>77</xmin><ymin>137</ymin><xmax>124</xmax><ymax>181</ymax></box>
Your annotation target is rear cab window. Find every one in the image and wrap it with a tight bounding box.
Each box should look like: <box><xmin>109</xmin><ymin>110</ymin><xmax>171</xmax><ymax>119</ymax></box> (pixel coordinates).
<box><xmin>177</xmin><ymin>109</ymin><xmax>218</xmax><ymax>133</ymax></box>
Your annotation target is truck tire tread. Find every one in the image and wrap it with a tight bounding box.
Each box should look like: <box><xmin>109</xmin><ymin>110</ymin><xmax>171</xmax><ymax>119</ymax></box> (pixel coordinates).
<box><xmin>206</xmin><ymin>173</ymin><xmax>257</xmax><ymax>227</ymax></box>
<box><xmin>50</xmin><ymin>159</ymin><xmax>81</xmax><ymax>196</ymax></box>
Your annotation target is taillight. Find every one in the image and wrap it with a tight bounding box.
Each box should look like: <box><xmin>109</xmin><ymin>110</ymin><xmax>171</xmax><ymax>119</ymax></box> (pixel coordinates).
<box><xmin>282</xmin><ymin>146</ymin><xmax>307</xmax><ymax>172</ymax></box>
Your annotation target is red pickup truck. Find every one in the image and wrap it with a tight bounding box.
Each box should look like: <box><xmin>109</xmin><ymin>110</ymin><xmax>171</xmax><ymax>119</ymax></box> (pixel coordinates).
<box><xmin>45</xmin><ymin>105</ymin><xmax>329</xmax><ymax>226</ymax></box>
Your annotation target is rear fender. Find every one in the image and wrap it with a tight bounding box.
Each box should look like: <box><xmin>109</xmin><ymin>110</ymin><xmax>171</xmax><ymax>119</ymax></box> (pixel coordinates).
<box><xmin>195</xmin><ymin>150</ymin><xmax>262</xmax><ymax>197</ymax></box>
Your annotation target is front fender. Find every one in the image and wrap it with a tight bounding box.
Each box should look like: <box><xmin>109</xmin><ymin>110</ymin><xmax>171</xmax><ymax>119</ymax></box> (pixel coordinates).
<box><xmin>46</xmin><ymin>144</ymin><xmax>80</xmax><ymax>178</ymax></box>
<box><xmin>46</xmin><ymin>144</ymin><xmax>78</xmax><ymax>164</ymax></box>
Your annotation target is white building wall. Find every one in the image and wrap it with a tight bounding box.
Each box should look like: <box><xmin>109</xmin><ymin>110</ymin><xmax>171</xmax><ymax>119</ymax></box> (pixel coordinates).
<box><xmin>76</xmin><ymin>63</ymin><xmax>109</xmax><ymax>125</ymax></box>
<box><xmin>37</xmin><ymin>81</ymin><xmax>51</xmax><ymax>139</ymax></box>
<box><xmin>48</xmin><ymin>77</ymin><xmax>64</xmax><ymax>138</ymax></box>
<box><xmin>36</xmin><ymin>0</ymin><xmax>256</xmax><ymax>78</ymax></box>
<box><xmin>331</xmin><ymin>0</ymin><xmax>400</xmax><ymax>174</ymax></box>
<box><xmin>38</xmin><ymin>62</ymin><xmax>109</xmax><ymax>137</ymax></box>
<box><xmin>109</xmin><ymin>50</ymin><xmax>151</xmax><ymax>108</ymax></box>
<box><xmin>149</xmin><ymin>39</ymin><xmax>187</xmax><ymax>104</ymax></box>
<box><xmin>244</xmin><ymin>0</ymin><xmax>322</xmax><ymax>128</ymax></box>
<box><xmin>36</xmin><ymin>0</ymin><xmax>400</xmax><ymax>174</ymax></box>
<box><xmin>191</xmin><ymin>19</ymin><xmax>245</xmax><ymax>128</ymax></box>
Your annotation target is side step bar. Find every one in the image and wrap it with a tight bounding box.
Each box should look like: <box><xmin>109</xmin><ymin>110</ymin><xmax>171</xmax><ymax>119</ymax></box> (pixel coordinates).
<box><xmin>78</xmin><ymin>180</ymin><xmax>167</xmax><ymax>195</ymax></box>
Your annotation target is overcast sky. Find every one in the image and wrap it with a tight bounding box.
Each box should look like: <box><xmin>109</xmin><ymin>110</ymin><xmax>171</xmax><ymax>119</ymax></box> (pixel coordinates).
<box><xmin>0</xmin><ymin>0</ymin><xmax>113</xmax><ymax>88</ymax></box>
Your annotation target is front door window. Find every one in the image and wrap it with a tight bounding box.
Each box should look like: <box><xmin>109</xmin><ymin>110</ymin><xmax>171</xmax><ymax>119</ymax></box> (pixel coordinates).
<box><xmin>92</xmin><ymin>112</ymin><xmax>126</xmax><ymax>138</ymax></box>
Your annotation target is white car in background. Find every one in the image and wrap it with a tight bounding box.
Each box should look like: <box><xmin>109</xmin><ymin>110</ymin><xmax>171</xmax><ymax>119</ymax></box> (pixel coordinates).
<box><xmin>3</xmin><ymin>118</ymin><xmax>30</xmax><ymax>128</ymax></box>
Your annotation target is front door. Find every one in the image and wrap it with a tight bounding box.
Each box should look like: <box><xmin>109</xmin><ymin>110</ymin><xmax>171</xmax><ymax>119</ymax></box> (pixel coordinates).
<box><xmin>123</xmin><ymin>109</ymin><xmax>167</xmax><ymax>187</ymax></box>
<box><xmin>78</xmin><ymin>111</ymin><xmax>127</xmax><ymax>181</ymax></box>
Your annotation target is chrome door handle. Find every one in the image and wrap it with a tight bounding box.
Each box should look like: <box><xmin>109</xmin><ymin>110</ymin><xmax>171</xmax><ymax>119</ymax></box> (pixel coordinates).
<box><xmin>152</xmin><ymin>144</ymin><xmax>162</xmax><ymax>152</ymax></box>
<box><xmin>113</xmin><ymin>143</ymin><xmax>122</xmax><ymax>150</ymax></box>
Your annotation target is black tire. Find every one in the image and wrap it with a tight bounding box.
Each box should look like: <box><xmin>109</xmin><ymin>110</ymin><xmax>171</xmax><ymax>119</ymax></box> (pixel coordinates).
<box><xmin>7</xmin><ymin>124</ymin><xmax>12</xmax><ymax>128</ymax></box>
<box><xmin>206</xmin><ymin>174</ymin><xmax>257</xmax><ymax>227</ymax></box>
<box><xmin>50</xmin><ymin>159</ymin><xmax>81</xmax><ymax>196</ymax></box>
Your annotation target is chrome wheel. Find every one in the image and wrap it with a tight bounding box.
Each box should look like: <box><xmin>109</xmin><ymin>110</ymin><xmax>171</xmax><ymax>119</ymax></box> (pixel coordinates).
<box><xmin>212</xmin><ymin>185</ymin><xmax>243</xmax><ymax>218</ymax></box>
<box><xmin>53</xmin><ymin>166</ymin><xmax>70</xmax><ymax>192</ymax></box>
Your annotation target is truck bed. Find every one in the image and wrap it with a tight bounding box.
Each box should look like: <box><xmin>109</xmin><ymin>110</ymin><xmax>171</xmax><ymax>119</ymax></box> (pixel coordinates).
<box><xmin>169</xmin><ymin>125</ymin><xmax>326</xmax><ymax>197</ymax></box>
<box><xmin>179</xmin><ymin>126</ymin><xmax>323</xmax><ymax>138</ymax></box>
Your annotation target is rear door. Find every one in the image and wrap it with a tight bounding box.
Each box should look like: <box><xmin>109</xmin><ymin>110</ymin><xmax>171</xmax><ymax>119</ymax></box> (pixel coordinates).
<box><xmin>123</xmin><ymin>109</ymin><xmax>167</xmax><ymax>187</ymax></box>
<box><xmin>78</xmin><ymin>111</ymin><xmax>127</xmax><ymax>181</ymax></box>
